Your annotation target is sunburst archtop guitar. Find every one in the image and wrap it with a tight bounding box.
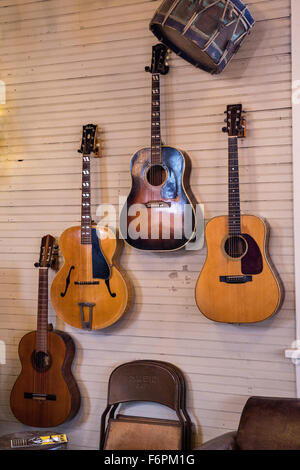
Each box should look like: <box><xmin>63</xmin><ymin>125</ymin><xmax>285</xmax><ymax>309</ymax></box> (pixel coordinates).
<box><xmin>10</xmin><ymin>235</ymin><xmax>81</xmax><ymax>427</ymax></box>
<box><xmin>50</xmin><ymin>125</ymin><xmax>132</xmax><ymax>330</ymax></box>
<box><xmin>120</xmin><ymin>43</ymin><xmax>196</xmax><ymax>251</ymax></box>
<box><xmin>195</xmin><ymin>104</ymin><xmax>283</xmax><ymax>323</ymax></box>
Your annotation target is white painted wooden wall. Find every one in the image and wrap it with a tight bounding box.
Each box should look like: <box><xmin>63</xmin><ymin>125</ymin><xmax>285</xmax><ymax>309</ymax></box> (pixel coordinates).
<box><xmin>0</xmin><ymin>0</ymin><xmax>295</xmax><ymax>450</ymax></box>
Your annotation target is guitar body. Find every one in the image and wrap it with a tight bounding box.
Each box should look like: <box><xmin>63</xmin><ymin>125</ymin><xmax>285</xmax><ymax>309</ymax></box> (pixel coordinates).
<box><xmin>10</xmin><ymin>330</ymin><xmax>80</xmax><ymax>427</ymax></box>
<box><xmin>50</xmin><ymin>225</ymin><xmax>131</xmax><ymax>330</ymax></box>
<box><xmin>195</xmin><ymin>215</ymin><xmax>283</xmax><ymax>323</ymax></box>
<box><xmin>120</xmin><ymin>146</ymin><xmax>196</xmax><ymax>251</ymax></box>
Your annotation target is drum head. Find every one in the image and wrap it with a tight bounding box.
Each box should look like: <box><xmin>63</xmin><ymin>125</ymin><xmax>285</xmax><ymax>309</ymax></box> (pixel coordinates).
<box><xmin>151</xmin><ymin>23</ymin><xmax>218</xmax><ymax>73</ymax></box>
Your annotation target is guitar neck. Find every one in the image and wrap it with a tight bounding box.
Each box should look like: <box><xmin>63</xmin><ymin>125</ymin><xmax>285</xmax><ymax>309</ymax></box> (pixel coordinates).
<box><xmin>151</xmin><ymin>73</ymin><xmax>162</xmax><ymax>164</ymax></box>
<box><xmin>228</xmin><ymin>136</ymin><xmax>241</xmax><ymax>235</ymax></box>
<box><xmin>36</xmin><ymin>268</ymin><xmax>49</xmax><ymax>352</ymax></box>
<box><xmin>81</xmin><ymin>153</ymin><xmax>92</xmax><ymax>244</ymax></box>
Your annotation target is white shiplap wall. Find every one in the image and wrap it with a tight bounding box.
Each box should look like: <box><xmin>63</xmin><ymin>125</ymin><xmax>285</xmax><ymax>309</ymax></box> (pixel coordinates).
<box><xmin>0</xmin><ymin>0</ymin><xmax>295</xmax><ymax>449</ymax></box>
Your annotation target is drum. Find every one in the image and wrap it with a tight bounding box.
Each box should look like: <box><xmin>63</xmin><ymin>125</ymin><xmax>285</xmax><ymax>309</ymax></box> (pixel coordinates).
<box><xmin>149</xmin><ymin>0</ymin><xmax>255</xmax><ymax>74</ymax></box>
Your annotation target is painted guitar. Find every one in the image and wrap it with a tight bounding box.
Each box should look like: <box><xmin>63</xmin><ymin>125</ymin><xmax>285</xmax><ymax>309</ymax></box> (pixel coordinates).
<box><xmin>50</xmin><ymin>125</ymin><xmax>131</xmax><ymax>330</ymax></box>
<box><xmin>10</xmin><ymin>235</ymin><xmax>81</xmax><ymax>427</ymax></box>
<box><xmin>120</xmin><ymin>44</ymin><xmax>196</xmax><ymax>251</ymax></box>
<box><xmin>195</xmin><ymin>104</ymin><xmax>283</xmax><ymax>323</ymax></box>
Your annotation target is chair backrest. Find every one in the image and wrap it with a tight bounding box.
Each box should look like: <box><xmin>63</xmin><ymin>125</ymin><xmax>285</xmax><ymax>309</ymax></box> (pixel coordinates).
<box><xmin>236</xmin><ymin>396</ymin><xmax>300</xmax><ymax>450</ymax></box>
<box><xmin>107</xmin><ymin>361</ymin><xmax>181</xmax><ymax>411</ymax></box>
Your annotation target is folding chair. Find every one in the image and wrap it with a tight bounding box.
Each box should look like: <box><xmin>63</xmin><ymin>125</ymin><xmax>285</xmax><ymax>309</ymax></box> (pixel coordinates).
<box><xmin>99</xmin><ymin>360</ymin><xmax>192</xmax><ymax>450</ymax></box>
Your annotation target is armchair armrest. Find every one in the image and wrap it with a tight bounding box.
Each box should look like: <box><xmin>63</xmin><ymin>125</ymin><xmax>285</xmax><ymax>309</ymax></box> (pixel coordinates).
<box><xmin>195</xmin><ymin>431</ymin><xmax>237</xmax><ymax>450</ymax></box>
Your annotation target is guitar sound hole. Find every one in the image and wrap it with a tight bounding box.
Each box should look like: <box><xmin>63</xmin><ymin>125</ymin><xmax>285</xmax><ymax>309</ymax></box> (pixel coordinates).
<box><xmin>31</xmin><ymin>351</ymin><xmax>52</xmax><ymax>372</ymax></box>
<box><xmin>146</xmin><ymin>165</ymin><xmax>167</xmax><ymax>186</ymax></box>
<box><xmin>224</xmin><ymin>235</ymin><xmax>247</xmax><ymax>259</ymax></box>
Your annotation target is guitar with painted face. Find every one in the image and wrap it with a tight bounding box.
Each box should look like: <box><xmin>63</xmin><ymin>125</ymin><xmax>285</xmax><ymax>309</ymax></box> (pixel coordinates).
<box><xmin>120</xmin><ymin>43</ymin><xmax>196</xmax><ymax>251</ymax></box>
<box><xmin>50</xmin><ymin>125</ymin><xmax>132</xmax><ymax>330</ymax></box>
<box><xmin>10</xmin><ymin>235</ymin><xmax>81</xmax><ymax>427</ymax></box>
<box><xmin>195</xmin><ymin>104</ymin><xmax>283</xmax><ymax>323</ymax></box>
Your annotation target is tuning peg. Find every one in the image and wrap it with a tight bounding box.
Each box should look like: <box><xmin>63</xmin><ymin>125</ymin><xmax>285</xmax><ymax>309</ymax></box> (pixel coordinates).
<box><xmin>224</xmin><ymin>118</ymin><xmax>227</xmax><ymax>123</ymax></box>
<box><xmin>145</xmin><ymin>66</ymin><xmax>151</xmax><ymax>73</ymax></box>
<box><xmin>165</xmin><ymin>62</ymin><xmax>169</xmax><ymax>66</ymax></box>
<box><xmin>34</xmin><ymin>262</ymin><xmax>39</xmax><ymax>267</ymax></box>
<box><xmin>222</xmin><ymin>127</ymin><xmax>228</xmax><ymax>133</ymax></box>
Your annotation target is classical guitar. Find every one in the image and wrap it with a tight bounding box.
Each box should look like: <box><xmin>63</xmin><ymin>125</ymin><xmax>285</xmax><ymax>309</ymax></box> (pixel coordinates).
<box><xmin>10</xmin><ymin>235</ymin><xmax>81</xmax><ymax>427</ymax></box>
<box><xmin>50</xmin><ymin>124</ymin><xmax>131</xmax><ymax>330</ymax></box>
<box><xmin>120</xmin><ymin>43</ymin><xmax>196</xmax><ymax>251</ymax></box>
<box><xmin>195</xmin><ymin>104</ymin><xmax>283</xmax><ymax>323</ymax></box>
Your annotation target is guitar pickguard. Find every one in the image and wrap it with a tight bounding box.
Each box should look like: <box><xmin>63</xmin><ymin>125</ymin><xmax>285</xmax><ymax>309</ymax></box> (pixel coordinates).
<box><xmin>160</xmin><ymin>149</ymin><xmax>183</xmax><ymax>199</ymax></box>
<box><xmin>92</xmin><ymin>228</ymin><xmax>116</xmax><ymax>298</ymax></box>
<box><xmin>92</xmin><ymin>228</ymin><xmax>110</xmax><ymax>280</ymax></box>
<box><xmin>241</xmin><ymin>233</ymin><xmax>263</xmax><ymax>275</ymax></box>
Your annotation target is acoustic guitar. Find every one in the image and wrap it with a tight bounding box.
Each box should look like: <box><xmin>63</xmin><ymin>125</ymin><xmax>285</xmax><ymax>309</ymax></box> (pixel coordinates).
<box><xmin>50</xmin><ymin>124</ymin><xmax>132</xmax><ymax>330</ymax></box>
<box><xmin>120</xmin><ymin>43</ymin><xmax>196</xmax><ymax>251</ymax></box>
<box><xmin>195</xmin><ymin>104</ymin><xmax>283</xmax><ymax>323</ymax></box>
<box><xmin>10</xmin><ymin>235</ymin><xmax>81</xmax><ymax>427</ymax></box>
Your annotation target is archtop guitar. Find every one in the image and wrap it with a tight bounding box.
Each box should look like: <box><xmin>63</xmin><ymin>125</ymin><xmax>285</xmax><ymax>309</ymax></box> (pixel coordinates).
<box><xmin>120</xmin><ymin>43</ymin><xmax>196</xmax><ymax>251</ymax></box>
<box><xmin>195</xmin><ymin>104</ymin><xmax>283</xmax><ymax>323</ymax></box>
<box><xmin>10</xmin><ymin>235</ymin><xmax>81</xmax><ymax>427</ymax></box>
<box><xmin>50</xmin><ymin>125</ymin><xmax>132</xmax><ymax>330</ymax></box>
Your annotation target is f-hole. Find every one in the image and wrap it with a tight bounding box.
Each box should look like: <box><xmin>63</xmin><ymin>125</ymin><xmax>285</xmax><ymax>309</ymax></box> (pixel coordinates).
<box><xmin>146</xmin><ymin>164</ymin><xmax>167</xmax><ymax>187</ymax></box>
<box><xmin>224</xmin><ymin>235</ymin><xmax>248</xmax><ymax>259</ymax></box>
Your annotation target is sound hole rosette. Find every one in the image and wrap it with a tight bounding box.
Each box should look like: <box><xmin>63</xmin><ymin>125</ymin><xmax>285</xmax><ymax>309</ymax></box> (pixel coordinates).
<box><xmin>31</xmin><ymin>350</ymin><xmax>52</xmax><ymax>373</ymax></box>
<box><xmin>145</xmin><ymin>163</ymin><xmax>168</xmax><ymax>187</ymax></box>
<box><xmin>222</xmin><ymin>234</ymin><xmax>248</xmax><ymax>260</ymax></box>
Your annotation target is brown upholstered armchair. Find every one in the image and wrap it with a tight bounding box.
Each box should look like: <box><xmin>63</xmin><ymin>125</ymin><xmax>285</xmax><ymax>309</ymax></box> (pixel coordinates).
<box><xmin>197</xmin><ymin>396</ymin><xmax>300</xmax><ymax>450</ymax></box>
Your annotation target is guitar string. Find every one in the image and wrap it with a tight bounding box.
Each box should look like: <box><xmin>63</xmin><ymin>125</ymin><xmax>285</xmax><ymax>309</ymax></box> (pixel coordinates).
<box><xmin>81</xmin><ymin>133</ymin><xmax>87</xmax><ymax>328</ymax></box>
<box><xmin>228</xmin><ymin>136</ymin><xmax>241</xmax><ymax>258</ymax></box>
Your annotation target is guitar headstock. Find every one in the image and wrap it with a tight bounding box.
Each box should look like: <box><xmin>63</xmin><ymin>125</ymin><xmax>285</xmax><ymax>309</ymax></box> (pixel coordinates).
<box><xmin>222</xmin><ymin>104</ymin><xmax>246</xmax><ymax>138</ymax></box>
<box><xmin>35</xmin><ymin>235</ymin><xmax>58</xmax><ymax>269</ymax></box>
<box><xmin>145</xmin><ymin>43</ymin><xmax>170</xmax><ymax>75</ymax></box>
<box><xmin>78</xmin><ymin>124</ymin><xmax>100</xmax><ymax>157</ymax></box>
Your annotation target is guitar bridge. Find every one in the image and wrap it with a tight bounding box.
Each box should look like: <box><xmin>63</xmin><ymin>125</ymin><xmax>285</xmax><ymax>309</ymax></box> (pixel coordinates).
<box><xmin>220</xmin><ymin>275</ymin><xmax>252</xmax><ymax>284</ymax></box>
<box><xmin>74</xmin><ymin>281</ymin><xmax>99</xmax><ymax>285</ymax></box>
<box><xmin>145</xmin><ymin>201</ymin><xmax>171</xmax><ymax>208</ymax></box>
<box><xmin>24</xmin><ymin>393</ymin><xmax>56</xmax><ymax>401</ymax></box>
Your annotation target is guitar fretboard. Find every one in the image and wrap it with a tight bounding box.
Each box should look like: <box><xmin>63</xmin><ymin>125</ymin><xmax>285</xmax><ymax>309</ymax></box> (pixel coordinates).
<box><xmin>151</xmin><ymin>73</ymin><xmax>161</xmax><ymax>164</ymax></box>
<box><xmin>228</xmin><ymin>137</ymin><xmax>241</xmax><ymax>235</ymax></box>
<box><xmin>36</xmin><ymin>268</ymin><xmax>48</xmax><ymax>353</ymax></box>
<box><xmin>81</xmin><ymin>154</ymin><xmax>92</xmax><ymax>244</ymax></box>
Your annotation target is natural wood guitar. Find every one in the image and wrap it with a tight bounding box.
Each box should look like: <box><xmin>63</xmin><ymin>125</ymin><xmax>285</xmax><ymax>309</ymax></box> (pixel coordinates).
<box><xmin>195</xmin><ymin>104</ymin><xmax>283</xmax><ymax>323</ymax></box>
<box><xmin>50</xmin><ymin>125</ymin><xmax>132</xmax><ymax>330</ymax></box>
<box><xmin>10</xmin><ymin>235</ymin><xmax>81</xmax><ymax>427</ymax></box>
<box><xmin>120</xmin><ymin>44</ymin><xmax>196</xmax><ymax>251</ymax></box>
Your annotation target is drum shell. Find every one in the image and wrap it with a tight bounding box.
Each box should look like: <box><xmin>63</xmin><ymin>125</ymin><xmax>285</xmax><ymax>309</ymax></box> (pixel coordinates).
<box><xmin>149</xmin><ymin>0</ymin><xmax>255</xmax><ymax>74</ymax></box>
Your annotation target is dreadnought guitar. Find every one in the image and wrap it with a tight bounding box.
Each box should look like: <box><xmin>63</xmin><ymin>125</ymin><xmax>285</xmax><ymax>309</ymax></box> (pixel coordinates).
<box><xmin>50</xmin><ymin>124</ymin><xmax>131</xmax><ymax>330</ymax></box>
<box><xmin>10</xmin><ymin>235</ymin><xmax>81</xmax><ymax>427</ymax></box>
<box><xmin>120</xmin><ymin>43</ymin><xmax>196</xmax><ymax>251</ymax></box>
<box><xmin>195</xmin><ymin>104</ymin><xmax>283</xmax><ymax>323</ymax></box>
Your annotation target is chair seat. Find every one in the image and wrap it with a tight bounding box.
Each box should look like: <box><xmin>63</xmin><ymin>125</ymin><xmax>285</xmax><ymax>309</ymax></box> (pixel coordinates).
<box><xmin>104</xmin><ymin>415</ymin><xmax>182</xmax><ymax>450</ymax></box>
